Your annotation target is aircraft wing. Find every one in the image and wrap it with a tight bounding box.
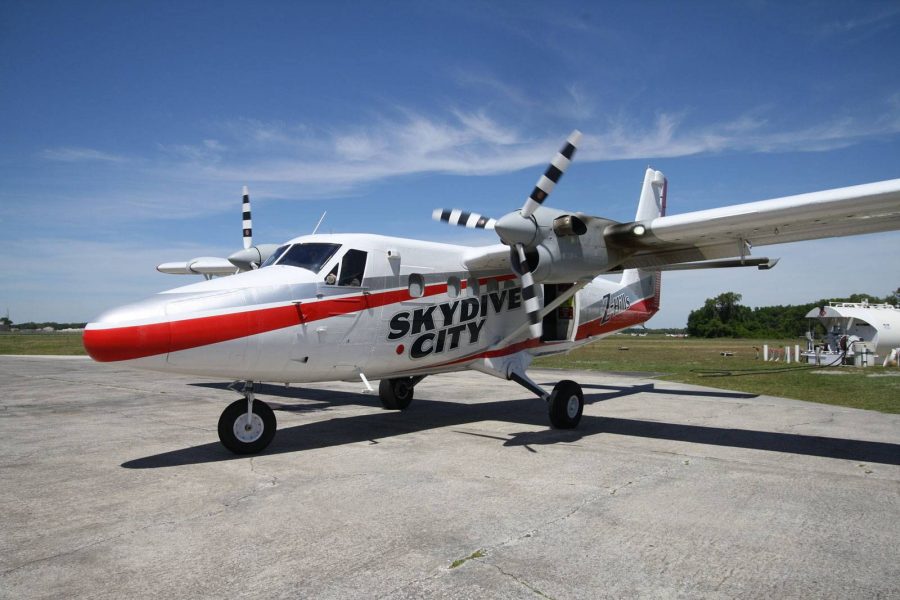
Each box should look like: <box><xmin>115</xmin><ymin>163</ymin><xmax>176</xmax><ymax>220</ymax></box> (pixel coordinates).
<box><xmin>607</xmin><ymin>179</ymin><xmax>900</xmax><ymax>269</ymax></box>
<box><xmin>157</xmin><ymin>257</ymin><xmax>237</xmax><ymax>276</ymax></box>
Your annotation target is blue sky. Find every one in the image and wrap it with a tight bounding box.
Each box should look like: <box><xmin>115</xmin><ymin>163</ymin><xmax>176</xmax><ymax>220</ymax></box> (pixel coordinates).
<box><xmin>1</xmin><ymin>1</ymin><xmax>899</xmax><ymax>326</ymax></box>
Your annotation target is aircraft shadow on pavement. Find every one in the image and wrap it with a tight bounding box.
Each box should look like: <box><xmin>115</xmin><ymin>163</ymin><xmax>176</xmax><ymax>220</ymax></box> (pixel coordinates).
<box><xmin>560</xmin><ymin>382</ymin><xmax>758</xmax><ymax>401</ymax></box>
<box><xmin>190</xmin><ymin>382</ymin><xmax>373</xmax><ymax>411</ymax></box>
<box><xmin>122</xmin><ymin>383</ymin><xmax>900</xmax><ymax>469</ymax></box>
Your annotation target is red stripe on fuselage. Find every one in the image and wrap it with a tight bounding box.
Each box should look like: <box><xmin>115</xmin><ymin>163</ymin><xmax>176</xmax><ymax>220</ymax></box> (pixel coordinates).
<box><xmin>83</xmin><ymin>304</ymin><xmax>303</xmax><ymax>363</ymax></box>
<box><xmin>84</xmin><ymin>275</ymin><xmax>517</xmax><ymax>363</ymax></box>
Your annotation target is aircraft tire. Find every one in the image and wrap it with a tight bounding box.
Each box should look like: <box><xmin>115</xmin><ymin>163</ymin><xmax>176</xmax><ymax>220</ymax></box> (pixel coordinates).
<box><xmin>548</xmin><ymin>380</ymin><xmax>583</xmax><ymax>429</ymax></box>
<box><xmin>379</xmin><ymin>377</ymin><xmax>414</xmax><ymax>410</ymax></box>
<box><xmin>218</xmin><ymin>399</ymin><xmax>277</xmax><ymax>454</ymax></box>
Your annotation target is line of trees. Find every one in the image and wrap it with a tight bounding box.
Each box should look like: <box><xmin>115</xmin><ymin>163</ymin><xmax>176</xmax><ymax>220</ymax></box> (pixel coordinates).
<box><xmin>686</xmin><ymin>290</ymin><xmax>899</xmax><ymax>339</ymax></box>
<box><xmin>2</xmin><ymin>320</ymin><xmax>87</xmax><ymax>331</ymax></box>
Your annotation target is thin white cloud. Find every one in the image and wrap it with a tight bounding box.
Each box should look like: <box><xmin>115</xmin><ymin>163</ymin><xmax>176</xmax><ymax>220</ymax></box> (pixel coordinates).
<box><xmin>31</xmin><ymin>98</ymin><xmax>900</xmax><ymax>225</ymax></box>
<box><xmin>582</xmin><ymin>106</ymin><xmax>900</xmax><ymax>161</ymax></box>
<box><xmin>41</xmin><ymin>147</ymin><xmax>129</xmax><ymax>163</ymax></box>
<box><xmin>197</xmin><ymin>103</ymin><xmax>900</xmax><ymax>190</ymax></box>
<box><xmin>816</xmin><ymin>5</ymin><xmax>900</xmax><ymax>38</ymax></box>
<box><xmin>449</xmin><ymin>69</ymin><xmax>536</xmax><ymax>109</ymax></box>
<box><xmin>559</xmin><ymin>83</ymin><xmax>595</xmax><ymax>120</ymax></box>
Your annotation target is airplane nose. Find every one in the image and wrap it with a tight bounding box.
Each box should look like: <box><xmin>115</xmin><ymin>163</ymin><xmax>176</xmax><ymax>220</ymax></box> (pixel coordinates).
<box><xmin>83</xmin><ymin>297</ymin><xmax>171</xmax><ymax>362</ymax></box>
<box><xmin>83</xmin><ymin>321</ymin><xmax>171</xmax><ymax>362</ymax></box>
<box><xmin>84</xmin><ymin>283</ymin><xmax>308</xmax><ymax>363</ymax></box>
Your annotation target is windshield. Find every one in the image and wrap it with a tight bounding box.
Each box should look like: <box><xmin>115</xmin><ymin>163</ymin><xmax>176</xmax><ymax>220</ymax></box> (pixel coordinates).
<box><xmin>260</xmin><ymin>244</ymin><xmax>289</xmax><ymax>268</ymax></box>
<box><xmin>275</xmin><ymin>243</ymin><xmax>341</xmax><ymax>273</ymax></box>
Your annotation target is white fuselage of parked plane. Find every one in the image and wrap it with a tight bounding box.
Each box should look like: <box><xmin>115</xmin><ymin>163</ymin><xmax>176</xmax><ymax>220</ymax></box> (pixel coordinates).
<box><xmin>83</xmin><ymin>233</ymin><xmax>657</xmax><ymax>382</ymax></box>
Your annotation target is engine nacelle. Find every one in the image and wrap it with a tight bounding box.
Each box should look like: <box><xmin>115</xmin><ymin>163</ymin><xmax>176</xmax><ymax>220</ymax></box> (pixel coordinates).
<box><xmin>509</xmin><ymin>209</ymin><xmax>627</xmax><ymax>283</ymax></box>
<box><xmin>228</xmin><ymin>244</ymin><xmax>282</xmax><ymax>271</ymax></box>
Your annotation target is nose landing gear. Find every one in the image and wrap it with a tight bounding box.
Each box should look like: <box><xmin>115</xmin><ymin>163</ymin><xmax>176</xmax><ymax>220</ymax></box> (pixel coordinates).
<box><xmin>218</xmin><ymin>381</ymin><xmax>277</xmax><ymax>454</ymax></box>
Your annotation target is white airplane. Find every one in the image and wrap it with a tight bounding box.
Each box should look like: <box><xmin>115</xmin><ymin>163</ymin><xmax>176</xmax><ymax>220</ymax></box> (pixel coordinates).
<box><xmin>83</xmin><ymin>131</ymin><xmax>900</xmax><ymax>454</ymax></box>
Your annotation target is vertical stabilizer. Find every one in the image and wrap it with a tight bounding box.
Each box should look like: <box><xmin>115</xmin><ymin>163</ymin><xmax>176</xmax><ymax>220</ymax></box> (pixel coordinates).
<box><xmin>634</xmin><ymin>167</ymin><xmax>667</xmax><ymax>222</ymax></box>
<box><xmin>621</xmin><ymin>168</ymin><xmax>666</xmax><ymax>313</ymax></box>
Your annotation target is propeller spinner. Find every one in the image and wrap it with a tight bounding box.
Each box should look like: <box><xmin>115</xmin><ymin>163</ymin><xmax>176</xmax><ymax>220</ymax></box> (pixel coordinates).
<box><xmin>433</xmin><ymin>130</ymin><xmax>583</xmax><ymax>339</ymax></box>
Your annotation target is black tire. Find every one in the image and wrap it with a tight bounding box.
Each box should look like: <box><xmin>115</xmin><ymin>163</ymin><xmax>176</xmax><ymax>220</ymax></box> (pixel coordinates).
<box><xmin>218</xmin><ymin>398</ymin><xmax>277</xmax><ymax>454</ymax></box>
<box><xmin>548</xmin><ymin>380</ymin><xmax>584</xmax><ymax>429</ymax></box>
<box><xmin>379</xmin><ymin>377</ymin><xmax>414</xmax><ymax>410</ymax></box>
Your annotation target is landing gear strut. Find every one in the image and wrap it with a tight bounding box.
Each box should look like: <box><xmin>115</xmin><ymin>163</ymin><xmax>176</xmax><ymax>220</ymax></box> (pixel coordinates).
<box><xmin>378</xmin><ymin>376</ymin><xmax>424</xmax><ymax>410</ymax></box>
<box><xmin>218</xmin><ymin>381</ymin><xmax>277</xmax><ymax>454</ymax></box>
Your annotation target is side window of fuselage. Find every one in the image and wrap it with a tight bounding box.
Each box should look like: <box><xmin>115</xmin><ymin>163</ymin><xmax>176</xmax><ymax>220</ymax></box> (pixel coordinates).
<box><xmin>338</xmin><ymin>249</ymin><xmax>367</xmax><ymax>286</ymax></box>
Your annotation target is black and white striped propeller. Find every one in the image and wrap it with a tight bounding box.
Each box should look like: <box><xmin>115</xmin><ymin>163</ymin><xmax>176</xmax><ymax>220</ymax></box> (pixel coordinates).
<box><xmin>432</xmin><ymin>130</ymin><xmax>582</xmax><ymax>339</ymax></box>
<box><xmin>431</xmin><ymin>209</ymin><xmax>496</xmax><ymax>230</ymax></box>
<box><xmin>521</xmin><ymin>130</ymin><xmax>580</xmax><ymax>218</ymax></box>
<box><xmin>241</xmin><ymin>185</ymin><xmax>253</xmax><ymax>249</ymax></box>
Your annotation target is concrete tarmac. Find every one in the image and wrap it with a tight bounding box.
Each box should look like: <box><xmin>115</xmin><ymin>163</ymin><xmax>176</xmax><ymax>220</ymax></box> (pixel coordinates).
<box><xmin>1</xmin><ymin>356</ymin><xmax>898</xmax><ymax>599</ymax></box>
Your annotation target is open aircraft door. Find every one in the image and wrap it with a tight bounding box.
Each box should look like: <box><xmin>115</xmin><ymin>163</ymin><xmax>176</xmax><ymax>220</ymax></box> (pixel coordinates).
<box><xmin>541</xmin><ymin>283</ymin><xmax>579</xmax><ymax>343</ymax></box>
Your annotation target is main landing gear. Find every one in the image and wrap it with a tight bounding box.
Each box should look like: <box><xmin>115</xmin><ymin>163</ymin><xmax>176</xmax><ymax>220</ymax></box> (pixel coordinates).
<box><xmin>509</xmin><ymin>372</ymin><xmax>584</xmax><ymax>429</ymax></box>
<box><xmin>547</xmin><ymin>380</ymin><xmax>584</xmax><ymax>429</ymax></box>
<box><xmin>218</xmin><ymin>381</ymin><xmax>277</xmax><ymax>454</ymax></box>
<box><xmin>378</xmin><ymin>376</ymin><xmax>425</xmax><ymax>410</ymax></box>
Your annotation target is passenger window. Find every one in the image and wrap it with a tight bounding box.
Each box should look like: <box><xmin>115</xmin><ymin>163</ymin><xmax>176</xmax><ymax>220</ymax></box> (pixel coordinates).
<box><xmin>338</xmin><ymin>249</ymin><xmax>367</xmax><ymax>286</ymax></box>
<box><xmin>447</xmin><ymin>276</ymin><xmax>461</xmax><ymax>298</ymax></box>
<box><xmin>467</xmin><ymin>278</ymin><xmax>480</xmax><ymax>297</ymax></box>
<box><xmin>408</xmin><ymin>274</ymin><xmax>424</xmax><ymax>298</ymax></box>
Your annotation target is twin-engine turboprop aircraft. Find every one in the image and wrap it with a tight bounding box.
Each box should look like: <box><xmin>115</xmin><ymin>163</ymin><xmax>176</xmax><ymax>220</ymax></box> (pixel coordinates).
<box><xmin>83</xmin><ymin>131</ymin><xmax>900</xmax><ymax>454</ymax></box>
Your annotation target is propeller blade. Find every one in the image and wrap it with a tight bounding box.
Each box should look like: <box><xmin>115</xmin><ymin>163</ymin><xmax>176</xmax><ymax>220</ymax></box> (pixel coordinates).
<box><xmin>432</xmin><ymin>208</ymin><xmax>496</xmax><ymax>230</ymax></box>
<box><xmin>242</xmin><ymin>186</ymin><xmax>252</xmax><ymax>249</ymax></box>
<box><xmin>521</xmin><ymin>130</ymin><xmax>582</xmax><ymax>218</ymax></box>
<box><xmin>515</xmin><ymin>243</ymin><xmax>542</xmax><ymax>339</ymax></box>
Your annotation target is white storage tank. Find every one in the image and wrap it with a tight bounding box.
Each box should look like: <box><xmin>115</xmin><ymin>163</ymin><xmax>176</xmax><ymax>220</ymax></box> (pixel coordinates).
<box><xmin>804</xmin><ymin>301</ymin><xmax>900</xmax><ymax>364</ymax></box>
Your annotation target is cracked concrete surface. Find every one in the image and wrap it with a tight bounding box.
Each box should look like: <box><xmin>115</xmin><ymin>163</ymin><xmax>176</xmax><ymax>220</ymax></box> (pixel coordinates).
<box><xmin>1</xmin><ymin>356</ymin><xmax>898</xmax><ymax>599</ymax></box>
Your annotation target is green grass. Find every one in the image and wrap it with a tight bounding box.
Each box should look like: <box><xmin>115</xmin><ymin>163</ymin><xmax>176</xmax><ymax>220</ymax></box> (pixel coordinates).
<box><xmin>0</xmin><ymin>333</ymin><xmax>87</xmax><ymax>355</ymax></box>
<box><xmin>536</xmin><ymin>336</ymin><xmax>900</xmax><ymax>414</ymax></box>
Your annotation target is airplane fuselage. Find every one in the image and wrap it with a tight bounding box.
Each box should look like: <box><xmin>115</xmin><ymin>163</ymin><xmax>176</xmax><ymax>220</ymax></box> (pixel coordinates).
<box><xmin>83</xmin><ymin>233</ymin><xmax>658</xmax><ymax>383</ymax></box>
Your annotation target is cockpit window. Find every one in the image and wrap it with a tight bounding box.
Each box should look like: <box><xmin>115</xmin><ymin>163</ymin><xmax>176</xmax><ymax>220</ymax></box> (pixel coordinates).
<box><xmin>260</xmin><ymin>244</ymin><xmax>289</xmax><ymax>268</ymax></box>
<box><xmin>273</xmin><ymin>243</ymin><xmax>341</xmax><ymax>273</ymax></box>
<box><xmin>338</xmin><ymin>249</ymin><xmax>367</xmax><ymax>286</ymax></box>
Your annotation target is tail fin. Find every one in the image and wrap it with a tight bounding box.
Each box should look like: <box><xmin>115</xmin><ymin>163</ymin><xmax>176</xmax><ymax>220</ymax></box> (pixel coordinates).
<box><xmin>621</xmin><ymin>168</ymin><xmax>667</xmax><ymax>312</ymax></box>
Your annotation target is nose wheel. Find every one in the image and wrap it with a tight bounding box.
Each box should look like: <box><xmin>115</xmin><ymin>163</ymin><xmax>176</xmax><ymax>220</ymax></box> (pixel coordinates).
<box><xmin>218</xmin><ymin>382</ymin><xmax>276</xmax><ymax>454</ymax></box>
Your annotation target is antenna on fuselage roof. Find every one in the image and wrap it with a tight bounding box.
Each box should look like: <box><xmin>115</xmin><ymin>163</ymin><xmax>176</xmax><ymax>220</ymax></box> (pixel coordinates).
<box><xmin>312</xmin><ymin>211</ymin><xmax>327</xmax><ymax>235</ymax></box>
